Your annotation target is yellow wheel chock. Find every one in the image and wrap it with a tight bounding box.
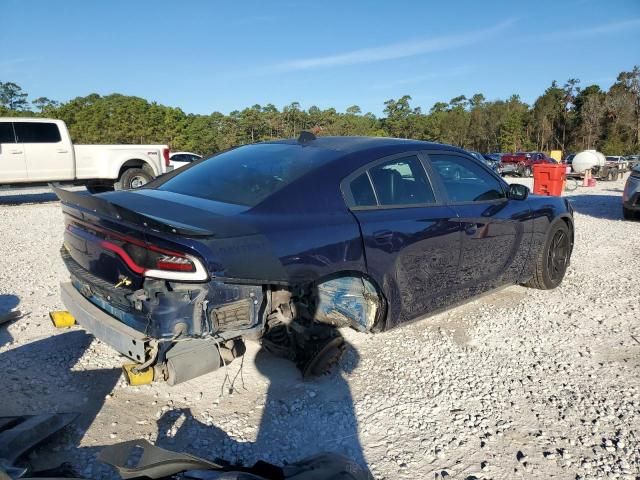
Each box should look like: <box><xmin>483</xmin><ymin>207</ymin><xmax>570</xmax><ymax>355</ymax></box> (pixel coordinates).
<box><xmin>49</xmin><ymin>311</ymin><xmax>76</xmax><ymax>328</ymax></box>
<box><xmin>122</xmin><ymin>363</ymin><xmax>154</xmax><ymax>386</ymax></box>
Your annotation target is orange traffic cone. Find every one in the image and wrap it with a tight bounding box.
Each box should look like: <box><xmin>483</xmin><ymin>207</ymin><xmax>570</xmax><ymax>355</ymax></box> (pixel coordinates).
<box><xmin>582</xmin><ymin>169</ymin><xmax>591</xmax><ymax>187</ymax></box>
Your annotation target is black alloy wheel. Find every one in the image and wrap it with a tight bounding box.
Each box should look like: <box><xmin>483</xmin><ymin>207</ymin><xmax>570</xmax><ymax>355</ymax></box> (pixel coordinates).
<box><xmin>546</xmin><ymin>228</ymin><xmax>569</xmax><ymax>284</ymax></box>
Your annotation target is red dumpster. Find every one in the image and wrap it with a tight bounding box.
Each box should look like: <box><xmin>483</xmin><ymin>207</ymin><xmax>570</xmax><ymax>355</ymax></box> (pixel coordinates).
<box><xmin>533</xmin><ymin>163</ymin><xmax>566</xmax><ymax>196</ymax></box>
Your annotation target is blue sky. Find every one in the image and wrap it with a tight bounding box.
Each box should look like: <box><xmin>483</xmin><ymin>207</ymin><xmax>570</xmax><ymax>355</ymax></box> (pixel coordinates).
<box><xmin>1</xmin><ymin>0</ymin><xmax>638</xmax><ymax>116</ymax></box>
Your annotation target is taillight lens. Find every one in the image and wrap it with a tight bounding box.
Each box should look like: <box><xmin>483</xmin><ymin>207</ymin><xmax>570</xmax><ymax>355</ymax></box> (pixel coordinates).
<box><xmin>67</xmin><ymin>222</ymin><xmax>208</xmax><ymax>281</ymax></box>
<box><xmin>162</xmin><ymin>148</ymin><xmax>170</xmax><ymax>167</ymax></box>
<box><xmin>156</xmin><ymin>255</ymin><xmax>194</xmax><ymax>272</ymax></box>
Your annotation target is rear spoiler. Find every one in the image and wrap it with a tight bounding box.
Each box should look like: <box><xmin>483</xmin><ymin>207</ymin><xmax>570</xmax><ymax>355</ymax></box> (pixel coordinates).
<box><xmin>50</xmin><ymin>185</ymin><xmax>214</xmax><ymax>237</ymax></box>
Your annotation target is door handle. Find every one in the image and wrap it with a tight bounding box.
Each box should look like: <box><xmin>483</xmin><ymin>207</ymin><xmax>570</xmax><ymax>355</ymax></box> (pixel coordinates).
<box><xmin>10</xmin><ymin>150</ymin><xmax>23</xmax><ymax>154</ymax></box>
<box><xmin>56</xmin><ymin>149</ymin><xmax>69</xmax><ymax>153</ymax></box>
<box><xmin>373</xmin><ymin>229</ymin><xmax>393</xmax><ymax>242</ymax></box>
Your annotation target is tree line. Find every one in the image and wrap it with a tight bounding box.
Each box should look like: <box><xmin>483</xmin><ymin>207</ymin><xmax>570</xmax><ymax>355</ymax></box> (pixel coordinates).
<box><xmin>1</xmin><ymin>66</ymin><xmax>638</xmax><ymax>156</ymax></box>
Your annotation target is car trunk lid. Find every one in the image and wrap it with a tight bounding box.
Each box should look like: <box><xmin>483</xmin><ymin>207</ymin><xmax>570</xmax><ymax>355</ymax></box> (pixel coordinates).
<box><xmin>53</xmin><ymin>186</ymin><xmax>258</xmax><ymax>287</ymax></box>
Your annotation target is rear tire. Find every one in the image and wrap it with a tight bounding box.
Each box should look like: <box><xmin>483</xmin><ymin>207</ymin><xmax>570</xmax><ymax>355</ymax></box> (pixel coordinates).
<box><xmin>525</xmin><ymin>221</ymin><xmax>571</xmax><ymax>290</ymax></box>
<box><xmin>115</xmin><ymin>168</ymin><xmax>153</xmax><ymax>190</ymax></box>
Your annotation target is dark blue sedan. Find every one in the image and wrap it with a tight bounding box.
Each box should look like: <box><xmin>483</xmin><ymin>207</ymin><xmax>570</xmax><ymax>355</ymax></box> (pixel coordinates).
<box><xmin>54</xmin><ymin>135</ymin><xmax>574</xmax><ymax>384</ymax></box>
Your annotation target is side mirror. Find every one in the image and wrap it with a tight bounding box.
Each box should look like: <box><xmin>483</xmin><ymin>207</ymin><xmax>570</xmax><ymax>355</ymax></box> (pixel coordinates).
<box><xmin>508</xmin><ymin>183</ymin><xmax>529</xmax><ymax>200</ymax></box>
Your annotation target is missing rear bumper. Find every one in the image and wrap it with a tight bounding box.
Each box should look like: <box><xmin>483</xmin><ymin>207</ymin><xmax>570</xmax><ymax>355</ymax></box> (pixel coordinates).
<box><xmin>60</xmin><ymin>281</ymin><xmax>148</xmax><ymax>361</ymax></box>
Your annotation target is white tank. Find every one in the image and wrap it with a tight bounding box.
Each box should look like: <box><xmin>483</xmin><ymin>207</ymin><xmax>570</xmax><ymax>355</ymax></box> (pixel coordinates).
<box><xmin>572</xmin><ymin>150</ymin><xmax>606</xmax><ymax>174</ymax></box>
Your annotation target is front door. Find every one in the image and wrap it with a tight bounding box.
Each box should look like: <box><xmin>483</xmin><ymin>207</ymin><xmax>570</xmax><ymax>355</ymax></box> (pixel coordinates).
<box><xmin>427</xmin><ymin>153</ymin><xmax>531</xmax><ymax>296</ymax></box>
<box><xmin>0</xmin><ymin>122</ymin><xmax>28</xmax><ymax>183</ymax></box>
<box><xmin>345</xmin><ymin>154</ymin><xmax>462</xmax><ymax>327</ymax></box>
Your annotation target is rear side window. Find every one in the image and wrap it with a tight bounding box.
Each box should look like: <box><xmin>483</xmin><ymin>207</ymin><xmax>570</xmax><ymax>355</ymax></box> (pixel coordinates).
<box><xmin>369</xmin><ymin>156</ymin><xmax>435</xmax><ymax>206</ymax></box>
<box><xmin>14</xmin><ymin>122</ymin><xmax>62</xmax><ymax>143</ymax></box>
<box><xmin>158</xmin><ymin>143</ymin><xmax>339</xmax><ymax>207</ymax></box>
<box><xmin>0</xmin><ymin>123</ymin><xmax>15</xmax><ymax>143</ymax></box>
<box><xmin>430</xmin><ymin>154</ymin><xmax>505</xmax><ymax>202</ymax></box>
<box><xmin>350</xmin><ymin>173</ymin><xmax>376</xmax><ymax>206</ymax></box>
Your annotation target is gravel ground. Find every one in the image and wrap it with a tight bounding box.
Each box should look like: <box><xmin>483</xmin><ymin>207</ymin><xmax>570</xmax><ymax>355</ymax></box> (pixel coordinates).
<box><xmin>0</xmin><ymin>177</ymin><xmax>639</xmax><ymax>479</ymax></box>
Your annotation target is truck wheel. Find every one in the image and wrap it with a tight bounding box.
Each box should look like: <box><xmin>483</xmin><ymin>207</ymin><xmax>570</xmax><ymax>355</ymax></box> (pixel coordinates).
<box><xmin>525</xmin><ymin>221</ymin><xmax>571</xmax><ymax>290</ymax></box>
<box><xmin>115</xmin><ymin>168</ymin><xmax>153</xmax><ymax>190</ymax></box>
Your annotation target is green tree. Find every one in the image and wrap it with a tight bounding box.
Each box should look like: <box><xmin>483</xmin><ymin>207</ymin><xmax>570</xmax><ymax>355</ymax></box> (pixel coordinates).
<box><xmin>0</xmin><ymin>82</ymin><xmax>29</xmax><ymax>111</ymax></box>
<box><xmin>31</xmin><ymin>96</ymin><xmax>60</xmax><ymax>114</ymax></box>
<box><xmin>1</xmin><ymin>66</ymin><xmax>638</xmax><ymax>157</ymax></box>
<box><xmin>616</xmin><ymin>66</ymin><xmax>640</xmax><ymax>148</ymax></box>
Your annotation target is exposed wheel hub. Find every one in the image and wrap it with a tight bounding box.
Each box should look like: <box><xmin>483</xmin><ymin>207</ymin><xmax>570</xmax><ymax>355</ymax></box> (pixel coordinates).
<box><xmin>262</xmin><ymin>323</ymin><xmax>346</xmax><ymax>377</ymax></box>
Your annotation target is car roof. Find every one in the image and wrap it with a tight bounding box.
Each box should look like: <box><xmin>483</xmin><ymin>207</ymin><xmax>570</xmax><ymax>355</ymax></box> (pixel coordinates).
<box><xmin>264</xmin><ymin>136</ymin><xmax>466</xmax><ymax>156</ymax></box>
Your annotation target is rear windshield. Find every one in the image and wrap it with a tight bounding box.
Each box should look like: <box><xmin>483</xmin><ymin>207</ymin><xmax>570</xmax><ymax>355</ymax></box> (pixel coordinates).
<box><xmin>157</xmin><ymin>143</ymin><xmax>338</xmax><ymax>206</ymax></box>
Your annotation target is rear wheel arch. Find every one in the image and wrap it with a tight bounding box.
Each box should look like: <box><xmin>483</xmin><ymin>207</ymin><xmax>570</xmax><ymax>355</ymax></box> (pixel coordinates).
<box><xmin>118</xmin><ymin>159</ymin><xmax>156</xmax><ymax>178</ymax></box>
<box><xmin>270</xmin><ymin>271</ymin><xmax>388</xmax><ymax>333</ymax></box>
<box><xmin>115</xmin><ymin>161</ymin><xmax>155</xmax><ymax>190</ymax></box>
<box><xmin>313</xmin><ymin>271</ymin><xmax>387</xmax><ymax>331</ymax></box>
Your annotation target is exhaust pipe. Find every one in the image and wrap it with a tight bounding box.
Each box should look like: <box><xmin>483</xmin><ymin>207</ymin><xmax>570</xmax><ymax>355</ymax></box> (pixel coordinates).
<box><xmin>164</xmin><ymin>338</ymin><xmax>246</xmax><ymax>386</ymax></box>
<box><xmin>120</xmin><ymin>338</ymin><xmax>246</xmax><ymax>386</ymax></box>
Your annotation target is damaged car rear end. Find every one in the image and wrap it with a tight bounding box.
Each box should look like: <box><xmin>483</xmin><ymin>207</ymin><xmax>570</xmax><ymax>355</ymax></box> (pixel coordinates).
<box><xmin>58</xmin><ymin>190</ymin><xmax>261</xmax><ymax>385</ymax></box>
<box><xmin>55</xmin><ymin>141</ymin><xmax>383</xmax><ymax>385</ymax></box>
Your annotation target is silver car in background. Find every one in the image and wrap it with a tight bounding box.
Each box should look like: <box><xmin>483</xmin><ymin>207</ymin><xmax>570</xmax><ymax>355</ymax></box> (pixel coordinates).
<box><xmin>623</xmin><ymin>165</ymin><xmax>640</xmax><ymax>220</ymax></box>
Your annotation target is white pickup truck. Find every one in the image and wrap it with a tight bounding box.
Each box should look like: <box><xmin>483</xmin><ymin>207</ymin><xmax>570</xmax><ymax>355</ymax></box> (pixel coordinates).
<box><xmin>0</xmin><ymin>118</ymin><xmax>172</xmax><ymax>193</ymax></box>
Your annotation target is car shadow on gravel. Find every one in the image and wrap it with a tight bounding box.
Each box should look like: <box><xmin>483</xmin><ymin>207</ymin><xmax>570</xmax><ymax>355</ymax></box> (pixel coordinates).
<box><xmin>152</xmin><ymin>341</ymin><xmax>367</xmax><ymax>472</ymax></box>
<box><xmin>567</xmin><ymin>194</ymin><xmax>626</xmax><ymax>220</ymax></box>
<box><xmin>0</xmin><ymin>330</ymin><xmax>121</xmax><ymax>468</ymax></box>
<box><xmin>0</xmin><ymin>191</ymin><xmax>60</xmax><ymax>205</ymax></box>
<box><xmin>0</xmin><ymin>187</ymin><xmax>90</xmax><ymax>205</ymax></box>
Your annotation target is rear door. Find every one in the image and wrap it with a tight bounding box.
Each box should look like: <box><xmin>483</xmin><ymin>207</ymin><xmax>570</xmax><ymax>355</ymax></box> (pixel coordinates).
<box><xmin>15</xmin><ymin>121</ymin><xmax>74</xmax><ymax>181</ymax></box>
<box><xmin>343</xmin><ymin>153</ymin><xmax>461</xmax><ymax>326</ymax></box>
<box><xmin>0</xmin><ymin>122</ymin><xmax>28</xmax><ymax>182</ymax></box>
<box><xmin>427</xmin><ymin>152</ymin><xmax>530</xmax><ymax>294</ymax></box>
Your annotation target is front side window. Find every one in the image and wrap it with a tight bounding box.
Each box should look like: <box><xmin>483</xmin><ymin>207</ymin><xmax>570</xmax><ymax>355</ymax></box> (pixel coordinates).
<box><xmin>0</xmin><ymin>123</ymin><xmax>15</xmax><ymax>144</ymax></box>
<box><xmin>368</xmin><ymin>156</ymin><xmax>436</xmax><ymax>206</ymax></box>
<box><xmin>14</xmin><ymin>122</ymin><xmax>61</xmax><ymax>143</ymax></box>
<box><xmin>430</xmin><ymin>154</ymin><xmax>505</xmax><ymax>203</ymax></box>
